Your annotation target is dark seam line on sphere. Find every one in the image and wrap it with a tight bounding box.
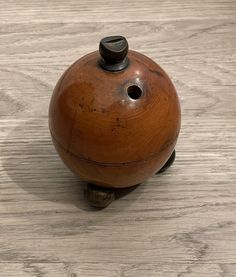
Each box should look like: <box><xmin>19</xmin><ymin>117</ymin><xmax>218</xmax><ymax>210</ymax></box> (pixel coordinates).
<box><xmin>50</xmin><ymin>130</ymin><xmax>177</xmax><ymax>167</ymax></box>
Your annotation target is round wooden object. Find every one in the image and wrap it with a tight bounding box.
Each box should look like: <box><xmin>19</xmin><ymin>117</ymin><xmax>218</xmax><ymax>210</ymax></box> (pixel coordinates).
<box><xmin>49</xmin><ymin>39</ymin><xmax>181</xmax><ymax>188</ymax></box>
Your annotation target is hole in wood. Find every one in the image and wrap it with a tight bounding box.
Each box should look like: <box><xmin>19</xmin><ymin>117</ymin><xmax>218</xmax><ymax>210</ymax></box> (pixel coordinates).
<box><xmin>127</xmin><ymin>85</ymin><xmax>142</xmax><ymax>100</ymax></box>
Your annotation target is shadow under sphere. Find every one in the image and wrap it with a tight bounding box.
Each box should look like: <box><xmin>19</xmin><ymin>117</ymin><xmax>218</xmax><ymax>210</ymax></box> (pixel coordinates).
<box><xmin>1</xmin><ymin>118</ymin><xmax>141</xmax><ymax>210</ymax></box>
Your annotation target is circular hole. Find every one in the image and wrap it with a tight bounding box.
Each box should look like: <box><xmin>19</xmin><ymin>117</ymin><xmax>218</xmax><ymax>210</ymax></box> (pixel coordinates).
<box><xmin>127</xmin><ymin>85</ymin><xmax>143</xmax><ymax>100</ymax></box>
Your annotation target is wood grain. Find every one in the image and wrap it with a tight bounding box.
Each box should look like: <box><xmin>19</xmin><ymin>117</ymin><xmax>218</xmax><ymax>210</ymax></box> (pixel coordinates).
<box><xmin>0</xmin><ymin>0</ymin><xmax>236</xmax><ymax>276</ymax></box>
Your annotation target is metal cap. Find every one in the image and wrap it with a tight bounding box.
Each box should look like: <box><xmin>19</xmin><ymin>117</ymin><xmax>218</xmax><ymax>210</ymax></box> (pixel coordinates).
<box><xmin>99</xmin><ymin>36</ymin><xmax>129</xmax><ymax>72</ymax></box>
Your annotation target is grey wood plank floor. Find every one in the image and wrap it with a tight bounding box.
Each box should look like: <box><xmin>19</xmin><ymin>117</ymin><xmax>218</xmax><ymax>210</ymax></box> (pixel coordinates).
<box><xmin>0</xmin><ymin>0</ymin><xmax>236</xmax><ymax>276</ymax></box>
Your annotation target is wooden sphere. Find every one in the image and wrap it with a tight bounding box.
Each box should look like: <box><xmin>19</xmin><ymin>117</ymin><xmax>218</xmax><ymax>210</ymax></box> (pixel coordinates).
<box><xmin>49</xmin><ymin>36</ymin><xmax>181</xmax><ymax>188</ymax></box>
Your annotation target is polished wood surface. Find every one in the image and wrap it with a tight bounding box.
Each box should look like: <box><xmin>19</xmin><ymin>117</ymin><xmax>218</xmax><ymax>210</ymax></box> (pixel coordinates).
<box><xmin>0</xmin><ymin>0</ymin><xmax>236</xmax><ymax>276</ymax></box>
<box><xmin>49</xmin><ymin>50</ymin><xmax>181</xmax><ymax>187</ymax></box>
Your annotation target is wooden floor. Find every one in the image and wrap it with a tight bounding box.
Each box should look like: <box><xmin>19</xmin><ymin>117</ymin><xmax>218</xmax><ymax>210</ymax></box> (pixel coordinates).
<box><xmin>0</xmin><ymin>0</ymin><xmax>236</xmax><ymax>276</ymax></box>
